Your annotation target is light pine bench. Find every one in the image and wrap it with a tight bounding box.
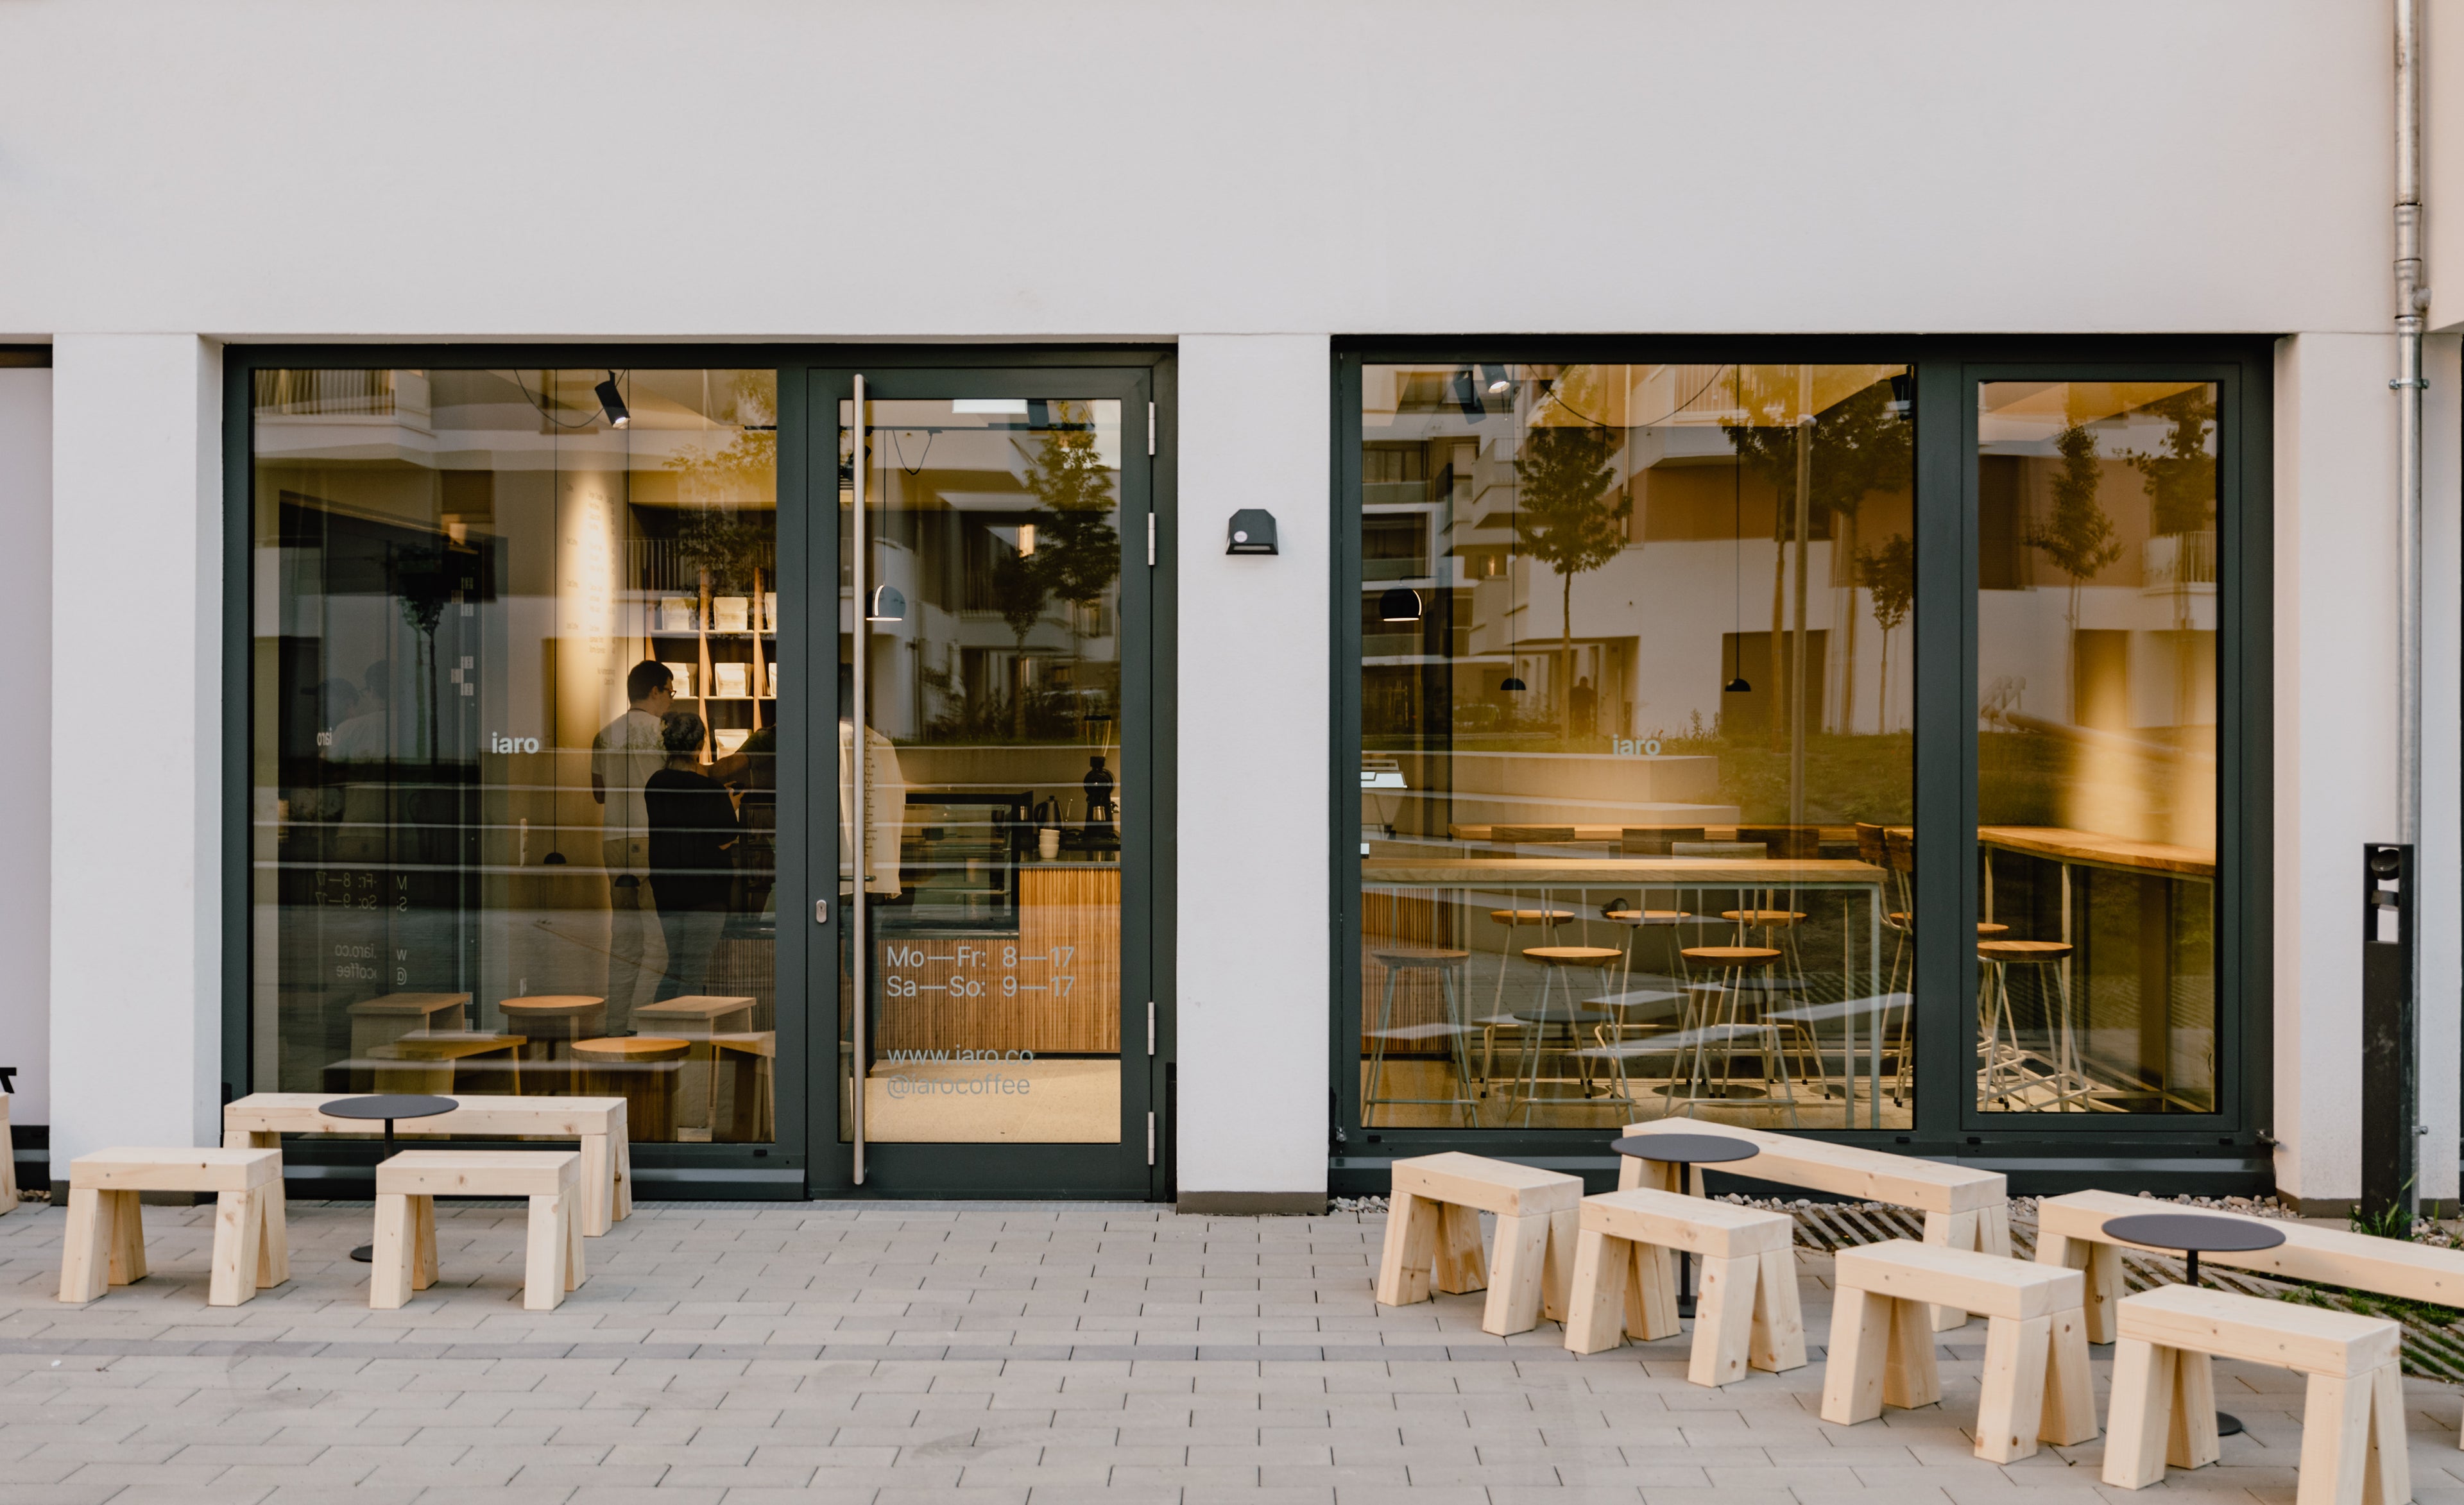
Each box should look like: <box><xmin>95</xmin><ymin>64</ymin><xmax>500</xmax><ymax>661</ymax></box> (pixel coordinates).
<box><xmin>2042</xmin><ymin>1187</ymin><xmax>2464</xmax><ymax>1348</ymax></box>
<box><xmin>2103</xmin><ymin>1284</ymin><xmax>2406</xmax><ymax>1505</ymax></box>
<box><xmin>372</xmin><ymin>1150</ymin><xmax>586</xmax><ymax>1313</ymax></box>
<box><xmin>59</xmin><ymin>1148</ymin><xmax>288</xmax><ymax>1306</ymax></box>
<box><xmin>1374</xmin><ymin>1152</ymin><xmax>1582</xmax><ymax>1336</ymax></box>
<box><xmin>1562</xmin><ymin>1187</ymin><xmax>1805</xmax><ymax>1387</ymax></box>
<box><xmin>1620</xmin><ymin>1118</ymin><xmax>2010</xmax><ymax>1329</ymax></box>
<box><xmin>225</xmin><ymin>1093</ymin><xmax>630</xmax><ymax>1237</ymax></box>
<box><xmin>1822</xmin><ymin>1239</ymin><xmax>2096</xmax><ymax>1462</ymax></box>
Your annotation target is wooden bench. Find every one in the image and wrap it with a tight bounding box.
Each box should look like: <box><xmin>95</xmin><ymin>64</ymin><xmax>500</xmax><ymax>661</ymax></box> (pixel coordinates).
<box><xmin>1620</xmin><ymin>1118</ymin><xmax>2008</xmax><ymax>1329</ymax></box>
<box><xmin>225</xmin><ymin>1093</ymin><xmax>630</xmax><ymax>1237</ymax></box>
<box><xmin>1822</xmin><ymin>1239</ymin><xmax>2096</xmax><ymax>1461</ymax></box>
<box><xmin>2103</xmin><ymin>1284</ymin><xmax>2405</xmax><ymax>1505</ymax></box>
<box><xmin>372</xmin><ymin>1150</ymin><xmax>585</xmax><ymax>1313</ymax></box>
<box><xmin>1374</xmin><ymin>1152</ymin><xmax>1582</xmax><ymax>1336</ymax></box>
<box><xmin>2042</xmin><ymin>1187</ymin><xmax>2464</xmax><ymax>1348</ymax></box>
<box><xmin>59</xmin><ymin>1148</ymin><xmax>287</xmax><ymax>1306</ymax></box>
<box><xmin>1562</xmin><ymin>1187</ymin><xmax>1804</xmax><ymax>1387</ymax></box>
<box><xmin>0</xmin><ymin>1093</ymin><xmax>21</xmax><ymax>1215</ymax></box>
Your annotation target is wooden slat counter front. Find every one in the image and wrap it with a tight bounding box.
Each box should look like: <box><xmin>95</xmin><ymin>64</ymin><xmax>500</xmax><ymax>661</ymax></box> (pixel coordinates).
<box><xmin>874</xmin><ymin>863</ymin><xmax>1120</xmax><ymax>1054</ymax></box>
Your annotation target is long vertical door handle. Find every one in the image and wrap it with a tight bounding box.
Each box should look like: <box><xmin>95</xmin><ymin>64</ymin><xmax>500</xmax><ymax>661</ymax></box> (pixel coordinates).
<box><xmin>850</xmin><ymin>373</ymin><xmax>868</xmax><ymax>1186</ymax></box>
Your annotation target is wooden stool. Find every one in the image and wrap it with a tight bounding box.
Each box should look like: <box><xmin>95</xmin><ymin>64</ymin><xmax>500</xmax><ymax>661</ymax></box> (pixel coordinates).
<box><xmin>1374</xmin><ymin>1152</ymin><xmax>1580</xmax><ymax>1336</ymax></box>
<box><xmin>59</xmin><ymin>1148</ymin><xmax>288</xmax><ymax>1306</ymax></box>
<box><xmin>372</xmin><ymin>1150</ymin><xmax>585</xmax><ymax>1312</ymax></box>
<box><xmin>572</xmin><ymin>1037</ymin><xmax>689</xmax><ymax>1141</ymax></box>
<box><xmin>1485</xmin><ymin>907</ymin><xmax>1574</xmax><ymax>1051</ymax></box>
<box><xmin>1506</xmin><ymin>946</ymin><xmax>1623</xmax><ymax>1121</ymax></box>
<box><xmin>1670</xmin><ymin>946</ymin><xmax>1800</xmax><ymax>1122</ymax></box>
<box><xmin>0</xmin><ymin>1093</ymin><xmax>20</xmax><ymax>1215</ymax></box>
<box><xmin>1822</xmin><ymin>1239</ymin><xmax>2096</xmax><ymax>1461</ymax></box>
<box><xmin>1978</xmin><ymin>940</ymin><xmax>2083</xmax><ymax>1109</ymax></box>
<box><xmin>1561</xmin><ymin>1187</ymin><xmax>1804</xmax><ymax>1388</ymax></box>
<box><xmin>347</xmin><ymin>992</ymin><xmax>471</xmax><ymax>1061</ymax></box>
<box><xmin>495</xmin><ymin>996</ymin><xmax>608</xmax><ymax>1092</ymax></box>
<box><xmin>631</xmin><ymin>996</ymin><xmax>756</xmax><ymax>1138</ymax></box>
<box><xmin>2103</xmin><ymin>1284</ymin><xmax>2405</xmax><ymax>1505</ymax></box>
<box><xmin>366</xmin><ymin>1032</ymin><xmax>526</xmax><ymax>1097</ymax></box>
<box><xmin>711</xmin><ymin>1032</ymin><xmax>776</xmax><ymax>1142</ymax></box>
<box><xmin>227</xmin><ymin>1093</ymin><xmax>632</xmax><ymax>1237</ymax></box>
<box><xmin>1364</xmin><ymin>948</ymin><xmax>1478</xmax><ymax>1125</ymax></box>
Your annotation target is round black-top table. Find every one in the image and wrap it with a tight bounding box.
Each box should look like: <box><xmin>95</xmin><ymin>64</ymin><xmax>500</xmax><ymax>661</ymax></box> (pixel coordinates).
<box><xmin>323</xmin><ymin>1094</ymin><xmax>458</xmax><ymax>1263</ymax></box>
<box><xmin>2102</xmin><ymin>1211</ymin><xmax>2289</xmax><ymax>1437</ymax></box>
<box><xmin>1611</xmin><ymin>1134</ymin><xmax>1761</xmax><ymax>1318</ymax></box>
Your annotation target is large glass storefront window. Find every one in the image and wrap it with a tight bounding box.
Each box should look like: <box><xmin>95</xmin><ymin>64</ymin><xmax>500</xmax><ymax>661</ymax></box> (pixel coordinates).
<box><xmin>251</xmin><ymin>368</ymin><xmax>779</xmax><ymax>1145</ymax></box>
<box><xmin>1355</xmin><ymin>362</ymin><xmax>1917</xmax><ymax>1130</ymax></box>
<box><xmin>1974</xmin><ymin>382</ymin><xmax>2218</xmax><ymax>1113</ymax></box>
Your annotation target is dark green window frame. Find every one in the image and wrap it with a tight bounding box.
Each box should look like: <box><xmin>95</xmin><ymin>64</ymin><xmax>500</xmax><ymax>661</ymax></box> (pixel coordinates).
<box><xmin>1329</xmin><ymin>336</ymin><xmax>2275</xmax><ymax>1196</ymax></box>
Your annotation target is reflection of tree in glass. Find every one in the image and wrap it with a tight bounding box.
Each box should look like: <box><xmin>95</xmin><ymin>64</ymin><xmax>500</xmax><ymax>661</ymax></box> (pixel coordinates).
<box><xmin>1513</xmin><ymin>391</ymin><xmax>1627</xmax><ymax>744</ymax></box>
<box><xmin>392</xmin><ymin>543</ymin><xmax>461</xmax><ymax>764</ymax></box>
<box><xmin>1022</xmin><ymin>402</ymin><xmax>1118</xmax><ymax>733</ymax></box>
<box><xmin>667</xmin><ymin>379</ymin><xmax>779</xmax><ymax>593</ymax></box>
<box><xmin>2123</xmin><ymin>388</ymin><xmax>2218</xmax><ymax>729</ymax></box>
<box><xmin>1725</xmin><ymin>373</ymin><xmax>1911</xmax><ymax>744</ymax></box>
<box><xmin>1858</xmin><ymin>532</ymin><xmax>1915</xmax><ymax>733</ymax></box>
<box><xmin>989</xmin><ymin>536</ymin><xmax>1047</xmax><ymax>737</ymax></box>
<box><xmin>2025</xmin><ymin>420</ymin><xmax>2123</xmax><ymax>721</ymax></box>
<box><xmin>2124</xmin><ymin>389</ymin><xmax>2217</xmax><ymax>536</ymax></box>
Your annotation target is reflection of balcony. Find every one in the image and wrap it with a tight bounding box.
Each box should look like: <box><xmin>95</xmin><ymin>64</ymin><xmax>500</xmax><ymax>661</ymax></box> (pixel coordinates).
<box><xmin>2141</xmin><ymin>531</ymin><xmax>2216</xmax><ymax>594</ymax></box>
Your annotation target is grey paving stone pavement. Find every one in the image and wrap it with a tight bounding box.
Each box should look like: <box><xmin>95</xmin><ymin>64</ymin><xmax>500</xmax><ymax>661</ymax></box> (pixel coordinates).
<box><xmin>0</xmin><ymin>1196</ymin><xmax>2451</xmax><ymax>1502</ymax></box>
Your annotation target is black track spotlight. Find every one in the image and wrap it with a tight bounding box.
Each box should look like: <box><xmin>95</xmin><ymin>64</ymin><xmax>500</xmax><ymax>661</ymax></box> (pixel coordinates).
<box><xmin>595</xmin><ymin>373</ymin><xmax>629</xmax><ymax>429</ymax></box>
<box><xmin>1482</xmin><ymin>363</ymin><xmax>1515</xmax><ymax>396</ymax></box>
<box><xmin>1887</xmin><ymin>370</ymin><xmax>1913</xmax><ymax>423</ymax></box>
<box><xmin>1378</xmin><ymin>588</ymin><xmax>1424</xmax><ymax>624</ymax></box>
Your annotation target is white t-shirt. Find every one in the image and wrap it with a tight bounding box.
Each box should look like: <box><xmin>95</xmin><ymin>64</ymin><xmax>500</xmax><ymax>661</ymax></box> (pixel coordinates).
<box><xmin>591</xmin><ymin>708</ymin><xmax>666</xmax><ymax>846</ymax></box>
<box><xmin>839</xmin><ymin>719</ymin><xmax>904</xmax><ymax>897</ymax></box>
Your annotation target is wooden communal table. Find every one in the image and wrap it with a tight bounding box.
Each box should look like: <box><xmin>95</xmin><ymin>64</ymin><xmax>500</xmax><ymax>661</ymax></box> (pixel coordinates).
<box><xmin>1362</xmin><ymin>856</ymin><xmax>1892</xmax><ymax>1126</ymax></box>
<box><xmin>223</xmin><ymin>1093</ymin><xmax>631</xmax><ymax>1237</ymax></box>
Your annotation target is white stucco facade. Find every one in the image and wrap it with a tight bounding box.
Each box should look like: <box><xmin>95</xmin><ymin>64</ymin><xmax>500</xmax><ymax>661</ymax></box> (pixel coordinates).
<box><xmin>0</xmin><ymin>0</ymin><xmax>2456</xmax><ymax>1207</ymax></box>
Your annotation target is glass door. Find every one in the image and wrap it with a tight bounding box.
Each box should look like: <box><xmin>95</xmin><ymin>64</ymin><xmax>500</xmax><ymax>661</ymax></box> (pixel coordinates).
<box><xmin>807</xmin><ymin>367</ymin><xmax>1157</xmax><ymax>1196</ymax></box>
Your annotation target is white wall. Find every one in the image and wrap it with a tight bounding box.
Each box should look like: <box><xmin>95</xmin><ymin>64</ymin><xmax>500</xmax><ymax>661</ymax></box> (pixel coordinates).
<box><xmin>1175</xmin><ymin>336</ymin><xmax>1330</xmax><ymax>1203</ymax></box>
<box><xmin>0</xmin><ymin>2</ymin><xmax>2400</xmax><ymax>342</ymax></box>
<box><xmin>0</xmin><ymin>370</ymin><xmax>50</xmax><ymax>1129</ymax></box>
<box><xmin>2270</xmin><ymin>332</ymin><xmax>2464</xmax><ymax>1209</ymax></box>
<box><xmin>49</xmin><ymin>336</ymin><xmax>222</xmax><ymax>1168</ymax></box>
<box><xmin>0</xmin><ymin>3</ymin><xmax>2449</xmax><ymax>1200</ymax></box>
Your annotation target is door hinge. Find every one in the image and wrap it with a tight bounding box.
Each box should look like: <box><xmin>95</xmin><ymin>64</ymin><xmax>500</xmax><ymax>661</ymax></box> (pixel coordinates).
<box><xmin>814</xmin><ymin>898</ymin><xmax>830</xmax><ymax>925</ymax></box>
<box><xmin>1147</xmin><ymin>999</ymin><xmax>1155</xmax><ymax>1056</ymax></box>
<box><xmin>1146</xmin><ymin>512</ymin><xmax>1156</xmax><ymax>566</ymax></box>
<box><xmin>1147</xmin><ymin>400</ymin><xmax>1156</xmax><ymax>455</ymax></box>
<box><xmin>1147</xmin><ymin>1111</ymin><xmax>1156</xmax><ymax>1165</ymax></box>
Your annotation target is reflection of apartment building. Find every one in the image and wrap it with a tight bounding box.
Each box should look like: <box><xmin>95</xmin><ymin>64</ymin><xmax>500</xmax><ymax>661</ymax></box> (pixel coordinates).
<box><xmin>0</xmin><ymin>4</ymin><xmax>2456</xmax><ymax>1214</ymax></box>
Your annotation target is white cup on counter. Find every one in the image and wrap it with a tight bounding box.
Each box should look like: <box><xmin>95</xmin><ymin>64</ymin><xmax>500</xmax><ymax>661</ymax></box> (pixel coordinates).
<box><xmin>1038</xmin><ymin>828</ymin><xmax>1061</xmax><ymax>861</ymax></box>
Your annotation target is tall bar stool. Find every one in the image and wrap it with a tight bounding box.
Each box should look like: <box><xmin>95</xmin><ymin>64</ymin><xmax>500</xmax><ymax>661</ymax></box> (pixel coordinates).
<box><xmin>1668</xmin><ymin>944</ymin><xmax>1802</xmax><ymax>1126</ymax></box>
<box><xmin>1719</xmin><ymin>903</ymin><xmax>1823</xmax><ymax>1095</ymax></box>
<box><xmin>1877</xmin><ymin>828</ymin><xmax>2010</xmax><ymax>1105</ymax></box>
<box><xmin>1506</xmin><ymin>946</ymin><xmax>1623</xmax><ymax>1124</ymax></box>
<box><xmin>1602</xmin><ymin>899</ymin><xmax>1693</xmax><ymax>997</ymax></box>
<box><xmin>1364</xmin><ymin>946</ymin><xmax>1480</xmax><ymax>1126</ymax></box>
<box><xmin>1590</xmin><ymin>900</ymin><xmax>1695</xmax><ymax>1094</ymax></box>
<box><xmin>1977</xmin><ymin>939</ymin><xmax>2088</xmax><ymax>1110</ymax></box>
<box><xmin>1480</xmin><ymin>905</ymin><xmax>1574</xmax><ymax>1091</ymax></box>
